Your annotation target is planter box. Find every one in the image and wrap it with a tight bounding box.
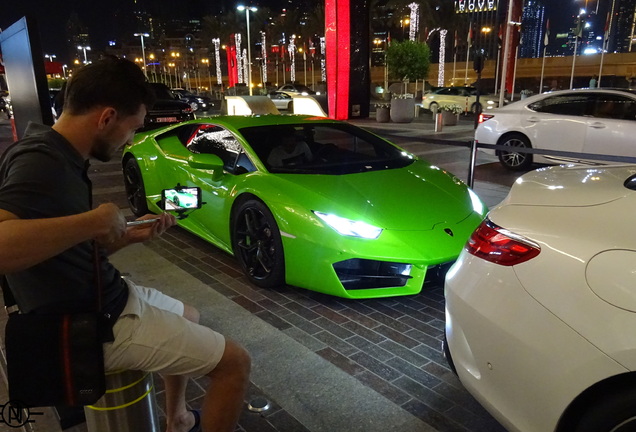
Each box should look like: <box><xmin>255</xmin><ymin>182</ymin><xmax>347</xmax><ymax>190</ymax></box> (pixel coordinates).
<box><xmin>376</xmin><ymin>107</ymin><xmax>390</xmax><ymax>123</ymax></box>
<box><xmin>441</xmin><ymin>111</ymin><xmax>458</xmax><ymax>126</ymax></box>
<box><xmin>390</xmin><ymin>98</ymin><xmax>415</xmax><ymax>123</ymax></box>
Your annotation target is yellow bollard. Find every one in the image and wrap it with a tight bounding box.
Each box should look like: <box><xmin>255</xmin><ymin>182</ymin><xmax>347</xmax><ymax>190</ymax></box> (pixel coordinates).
<box><xmin>84</xmin><ymin>370</ymin><xmax>159</xmax><ymax>432</ymax></box>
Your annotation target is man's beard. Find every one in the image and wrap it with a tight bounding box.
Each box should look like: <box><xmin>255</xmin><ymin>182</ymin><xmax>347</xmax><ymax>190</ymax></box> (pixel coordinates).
<box><xmin>91</xmin><ymin>137</ymin><xmax>114</xmax><ymax>162</ymax></box>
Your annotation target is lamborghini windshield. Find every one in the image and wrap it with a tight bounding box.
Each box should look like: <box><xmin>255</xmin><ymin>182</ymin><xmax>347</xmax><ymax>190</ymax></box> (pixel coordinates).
<box><xmin>239</xmin><ymin>123</ymin><xmax>415</xmax><ymax>175</ymax></box>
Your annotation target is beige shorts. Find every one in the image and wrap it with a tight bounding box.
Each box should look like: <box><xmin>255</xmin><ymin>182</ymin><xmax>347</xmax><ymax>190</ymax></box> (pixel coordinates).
<box><xmin>103</xmin><ymin>279</ymin><xmax>226</xmax><ymax>378</ymax></box>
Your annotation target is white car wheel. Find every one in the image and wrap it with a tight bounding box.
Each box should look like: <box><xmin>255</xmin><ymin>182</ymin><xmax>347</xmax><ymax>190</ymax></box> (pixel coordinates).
<box><xmin>497</xmin><ymin>133</ymin><xmax>533</xmax><ymax>171</ymax></box>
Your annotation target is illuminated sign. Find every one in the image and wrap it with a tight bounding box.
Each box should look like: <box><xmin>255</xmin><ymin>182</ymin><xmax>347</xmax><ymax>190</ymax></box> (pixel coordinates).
<box><xmin>455</xmin><ymin>0</ymin><xmax>497</xmax><ymax>13</ymax></box>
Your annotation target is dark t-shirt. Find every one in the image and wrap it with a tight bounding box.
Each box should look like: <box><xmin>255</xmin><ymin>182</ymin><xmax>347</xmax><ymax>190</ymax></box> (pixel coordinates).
<box><xmin>0</xmin><ymin>125</ymin><xmax>128</xmax><ymax>318</ymax></box>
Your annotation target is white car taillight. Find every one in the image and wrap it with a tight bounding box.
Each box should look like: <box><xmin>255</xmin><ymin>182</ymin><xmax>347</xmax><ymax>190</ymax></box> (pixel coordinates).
<box><xmin>478</xmin><ymin>113</ymin><xmax>494</xmax><ymax>124</ymax></box>
<box><xmin>466</xmin><ymin>219</ymin><xmax>540</xmax><ymax>266</ymax></box>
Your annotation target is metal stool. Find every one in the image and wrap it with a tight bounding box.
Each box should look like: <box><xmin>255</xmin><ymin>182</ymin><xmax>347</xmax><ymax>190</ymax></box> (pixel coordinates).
<box><xmin>84</xmin><ymin>370</ymin><xmax>159</xmax><ymax>432</ymax></box>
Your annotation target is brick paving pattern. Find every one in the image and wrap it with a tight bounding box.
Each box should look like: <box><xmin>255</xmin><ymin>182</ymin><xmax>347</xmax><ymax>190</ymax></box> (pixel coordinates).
<box><xmin>146</xmin><ymin>226</ymin><xmax>506</xmax><ymax>432</ymax></box>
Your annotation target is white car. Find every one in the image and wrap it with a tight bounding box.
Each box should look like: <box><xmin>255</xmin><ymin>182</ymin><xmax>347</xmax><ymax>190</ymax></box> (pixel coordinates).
<box><xmin>267</xmin><ymin>90</ymin><xmax>301</xmax><ymax>111</ymax></box>
<box><xmin>444</xmin><ymin>163</ymin><xmax>636</xmax><ymax>432</ymax></box>
<box><xmin>475</xmin><ymin>88</ymin><xmax>636</xmax><ymax>171</ymax></box>
<box><xmin>421</xmin><ymin>86</ymin><xmax>500</xmax><ymax>114</ymax></box>
<box><xmin>277</xmin><ymin>83</ymin><xmax>318</xmax><ymax>95</ymax></box>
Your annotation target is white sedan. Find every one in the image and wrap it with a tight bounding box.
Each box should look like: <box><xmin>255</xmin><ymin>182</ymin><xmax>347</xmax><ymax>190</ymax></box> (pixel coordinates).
<box><xmin>444</xmin><ymin>163</ymin><xmax>636</xmax><ymax>432</ymax></box>
<box><xmin>421</xmin><ymin>86</ymin><xmax>500</xmax><ymax>114</ymax></box>
<box><xmin>267</xmin><ymin>91</ymin><xmax>301</xmax><ymax>111</ymax></box>
<box><xmin>476</xmin><ymin>88</ymin><xmax>636</xmax><ymax>170</ymax></box>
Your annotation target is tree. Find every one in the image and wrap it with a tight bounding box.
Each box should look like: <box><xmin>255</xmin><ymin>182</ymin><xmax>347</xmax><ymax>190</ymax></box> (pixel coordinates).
<box><xmin>385</xmin><ymin>39</ymin><xmax>430</xmax><ymax>84</ymax></box>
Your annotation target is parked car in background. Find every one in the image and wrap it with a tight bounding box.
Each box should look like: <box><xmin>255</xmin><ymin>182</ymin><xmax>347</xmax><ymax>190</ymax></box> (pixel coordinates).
<box><xmin>476</xmin><ymin>88</ymin><xmax>636</xmax><ymax>170</ymax></box>
<box><xmin>267</xmin><ymin>91</ymin><xmax>302</xmax><ymax>111</ymax></box>
<box><xmin>445</xmin><ymin>163</ymin><xmax>636</xmax><ymax>432</ymax></box>
<box><xmin>144</xmin><ymin>83</ymin><xmax>194</xmax><ymax>131</ymax></box>
<box><xmin>123</xmin><ymin>115</ymin><xmax>486</xmax><ymax>298</ymax></box>
<box><xmin>278</xmin><ymin>83</ymin><xmax>319</xmax><ymax>95</ymax></box>
<box><xmin>421</xmin><ymin>86</ymin><xmax>500</xmax><ymax>114</ymax></box>
<box><xmin>171</xmin><ymin>88</ymin><xmax>212</xmax><ymax>112</ymax></box>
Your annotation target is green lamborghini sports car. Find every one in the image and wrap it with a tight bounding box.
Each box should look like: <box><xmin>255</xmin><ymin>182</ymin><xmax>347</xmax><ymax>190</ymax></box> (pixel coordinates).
<box><xmin>122</xmin><ymin>115</ymin><xmax>487</xmax><ymax>299</ymax></box>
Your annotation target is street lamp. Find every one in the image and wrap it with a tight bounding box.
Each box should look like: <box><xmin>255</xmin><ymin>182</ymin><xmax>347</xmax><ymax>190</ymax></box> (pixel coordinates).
<box><xmin>168</xmin><ymin>63</ymin><xmax>176</xmax><ymax>88</ymax></box>
<box><xmin>134</xmin><ymin>33</ymin><xmax>150</xmax><ymax>78</ymax></box>
<box><xmin>171</xmin><ymin>52</ymin><xmax>181</xmax><ymax>87</ymax></box>
<box><xmin>201</xmin><ymin>58</ymin><xmax>212</xmax><ymax>92</ymax></box>
<box><xmin>237</xmin><ymin>5</ymin><xmax>257</xmax><ymax>95</ymax></box>
<box><xmin>400</xmin><ymin>18</ymin><xmax>410</xmax><ymax>39</ymax></box>
<box><xmin>77</xmin><ymin>46</ymin><xmax>91</xmax><ymax>64</ymax></box>
<box><xmin>44</xmin><ymin>54</ymin><xmax>56</xmax><ymax>62</ymax></box>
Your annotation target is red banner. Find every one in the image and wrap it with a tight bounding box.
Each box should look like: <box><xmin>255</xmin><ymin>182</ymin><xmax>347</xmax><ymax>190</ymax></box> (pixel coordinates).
<box><xmin>44</xmin><ymin>61</ymin><xmax>63</xmax><ymax>75</ymax></box>
<box><xmin>504</xmin><ymin>0</ymin><xmax>523</xmax><ymax>95</ymax></box>
<box><xmin>325</xmin><ymin>0</ymin><xmax>351</xmax><ymax>120</ymax></box>
<box><xmin>227</xmin><ymin>35</ymin><xmax>239</xmax><ymax>88</ymax></box>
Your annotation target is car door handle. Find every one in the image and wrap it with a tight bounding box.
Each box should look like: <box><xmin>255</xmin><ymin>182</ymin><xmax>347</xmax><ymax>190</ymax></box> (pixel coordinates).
<box><xmin>589</xmin><ymin>122</ymin><xmax>606</xmax><ymax>129</ymax></box>
<box><xmin>526</xmin><ymin>117</ymin><xmax>540</xmax><ymax>123</ymax></box>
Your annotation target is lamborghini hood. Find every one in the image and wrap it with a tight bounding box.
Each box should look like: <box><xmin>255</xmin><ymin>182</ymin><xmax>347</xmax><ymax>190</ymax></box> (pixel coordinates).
<box><xmin>273</xmin><ymin>162</ymin><xmax>481</xmax><ymax>231</ymax></box>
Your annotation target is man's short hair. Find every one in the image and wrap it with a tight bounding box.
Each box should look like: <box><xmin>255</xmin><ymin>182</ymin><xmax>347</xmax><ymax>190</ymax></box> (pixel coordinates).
<box><xmin>63</xmin><ymin>57</ymin><xmax>155</xmax><ymax>116</ymax></box>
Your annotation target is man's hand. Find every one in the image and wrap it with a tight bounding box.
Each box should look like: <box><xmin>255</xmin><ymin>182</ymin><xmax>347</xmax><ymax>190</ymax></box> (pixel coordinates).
<box><xmin>94</xmin><ymin>203</ymin><xmax>127</xmax><ymax>246</ymax></box>
<box><xmin>126</xmin><ymin>212</ymin><xmax>177</xmax><ymax>244</ymax></box>
<box><xmin>102</xmin><ymin>212</ymin><xmax>176</xmax><ymax>254</ymax></box>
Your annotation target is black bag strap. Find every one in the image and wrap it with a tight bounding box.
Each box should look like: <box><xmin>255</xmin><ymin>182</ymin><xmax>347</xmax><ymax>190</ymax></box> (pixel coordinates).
<box><xmin>1</xmin><ymin>274</ymin><xmax>19</xmax><ymax>315</ymax></box>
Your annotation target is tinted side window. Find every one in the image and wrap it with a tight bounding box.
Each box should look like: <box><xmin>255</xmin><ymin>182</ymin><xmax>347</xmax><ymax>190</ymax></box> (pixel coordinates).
<box><xmin>528</xmin><ymin>94</ymin><xmax>593</xmax><ymax>116</ymax></box>
<box><xmin>185</xmin><ymin>124</ymin><xmax>243</xmax><ymax>172</ymax></box>
<box><xmin>592</xmin><ymin>94</ymin><xmax>636</xmax><ymax>120</ymax></box>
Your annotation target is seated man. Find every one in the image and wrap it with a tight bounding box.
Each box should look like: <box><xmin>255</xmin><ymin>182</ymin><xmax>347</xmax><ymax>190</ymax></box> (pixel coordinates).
<box><xmin>267</xmin><ymin>127</ymin><xmax>313</xmax><ymax>167</ymax></box>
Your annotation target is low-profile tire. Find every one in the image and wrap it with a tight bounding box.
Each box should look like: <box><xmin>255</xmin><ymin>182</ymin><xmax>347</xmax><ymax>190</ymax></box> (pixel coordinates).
<box><xmin>429</xmin><ymin>102</ymin><xmax>439</xmax><ymax>113</ymax></box>
<box><xmin>123</xmin><ymin>157</ymin><xmax>149</xmax><ymax>217</ymax></box>
<box><xmin>471</xmin><ymin>102</ymin><xmax>482</xmax><ymax>115</ymax></box>
<box><xmin>573</xmin><ymin>389</ymin><xmax>636</xmax><ymax>432</ymax></box>
<box><xmin>497</xmin><ymin>133</ymin><xmax>533</xmax><ymax>171</ymax></box>
<box><xmin>189</xmin><ymin>101</ymin><xmax>199</xmax><ymax>111</ymax></box>
<box><xmin>232</xmin><ymin>199</ymin><xmax>285</xmax><ymax>288</ymax></box>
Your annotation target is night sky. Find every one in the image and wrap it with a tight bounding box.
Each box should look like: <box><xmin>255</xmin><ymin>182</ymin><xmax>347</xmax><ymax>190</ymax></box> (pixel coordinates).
<box><xmin>1</xmin><ymin>0</ymin><xmax>586</xmax><ymax>63</ymax></box>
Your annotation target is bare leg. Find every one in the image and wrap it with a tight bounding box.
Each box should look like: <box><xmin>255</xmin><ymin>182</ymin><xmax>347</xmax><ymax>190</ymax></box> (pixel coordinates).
<box><xmin>164</xmin><ymin>375</ymin><xmax>195</xmax><ymax>432</ymax></box>
<box><xmin>164</xmin><ymin>304</ymin><xmax>202</xmax><ymax>432</ymax></box>
<box><xmin>201</xmin><ymin>340</ymin><xmax>251</xmax><ymax>432</ymax></box>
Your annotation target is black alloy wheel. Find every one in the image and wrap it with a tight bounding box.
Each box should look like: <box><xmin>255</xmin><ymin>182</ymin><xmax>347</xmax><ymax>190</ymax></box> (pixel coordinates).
<box><xmin>497</xmin><ymin>133</ymin><xmax>533</xmax><ymax>171</ymax></box>
<box><xmin>123</xmin><ymin>157</ymin><xmax>149</xmax><ymax>217</ymax></box>
<box><xmin>232</xmin><ymin>199</ymin><xmax>285</xmax><ymax>288</ymax></box>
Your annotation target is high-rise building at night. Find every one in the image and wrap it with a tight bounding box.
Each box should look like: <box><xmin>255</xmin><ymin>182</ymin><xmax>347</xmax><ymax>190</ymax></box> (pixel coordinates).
<box><xmin>519</xmin><ymin>0</ymin><xmax>545</xmax><ymax>58</ymax></box>
<box><xmin>610</xmin><ymin>0</ymin><xmax>636</xmax><ymax>53</ymax></box>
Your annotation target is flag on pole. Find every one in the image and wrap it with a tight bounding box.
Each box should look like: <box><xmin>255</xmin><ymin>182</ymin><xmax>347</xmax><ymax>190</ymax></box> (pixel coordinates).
<box><xmin>544</xmin><ymin>19</ymin><xmax>550</xmax><ymax>46</ymax></box>
<box><xmin>498</xmin><ymin>24</ymin><xmax>503</xmax><ymax>49</ymax></box>
<box><xmin>604</xmin><ymin>11</ymin><xmax>611</xmax><ymax>41</ymax></box>
<box><xmin>454</xmin><ymin>29</ymin><xmax>458</xmax><ymax>53</ymax></box>
<box><xmin>574</xmin><ymin>16</ymin><xmax>584</xmax><ymax>38</ymax></box>
<box><xmin>467</xmin><ymin>25</ymin><xmax>473</xmax><ymax>47</ymax></box>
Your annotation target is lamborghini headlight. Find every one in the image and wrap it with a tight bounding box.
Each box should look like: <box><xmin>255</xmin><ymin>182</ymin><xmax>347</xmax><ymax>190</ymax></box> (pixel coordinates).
<box><xmin>314</xmin><ymin>211</ymin><xmax>382</xmax><ymax>239</ymax></box>
<box><xmin>468</xmin><ymin>188</ymin><xmax>486</xmax><ymax>215</ymax></box>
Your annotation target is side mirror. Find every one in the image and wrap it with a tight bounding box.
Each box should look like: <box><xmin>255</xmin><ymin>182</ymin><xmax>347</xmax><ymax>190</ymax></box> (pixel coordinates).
<box><xmin>188</xmin><ymin>153</ymin><xmax>224</xmax><ymax>181</ymax></box>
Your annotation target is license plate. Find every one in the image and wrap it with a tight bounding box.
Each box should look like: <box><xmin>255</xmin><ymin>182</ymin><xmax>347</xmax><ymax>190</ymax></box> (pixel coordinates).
<box><xmin>157</xmin><ymin>117</ymin><xmax>178</xmax><ymax>122</ymax></box>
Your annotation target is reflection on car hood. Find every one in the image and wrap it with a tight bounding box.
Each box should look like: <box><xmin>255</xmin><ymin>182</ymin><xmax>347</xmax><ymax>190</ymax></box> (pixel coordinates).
<box><xmin>275</xmin><ymin>162</ymin><xmax>475</xmax><ymax>230</ymax></box>
<box><xmin>501</xmin><ymin>164</ymin><xmax>636</xmax><ymax>207</ymax></box>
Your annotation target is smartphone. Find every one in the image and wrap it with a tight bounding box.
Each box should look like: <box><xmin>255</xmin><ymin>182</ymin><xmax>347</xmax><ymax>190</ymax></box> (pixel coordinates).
<box><xmin>162</xmin><ymin>186</ymin><xmax>202</xmax><ymax>211</ymax></box>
